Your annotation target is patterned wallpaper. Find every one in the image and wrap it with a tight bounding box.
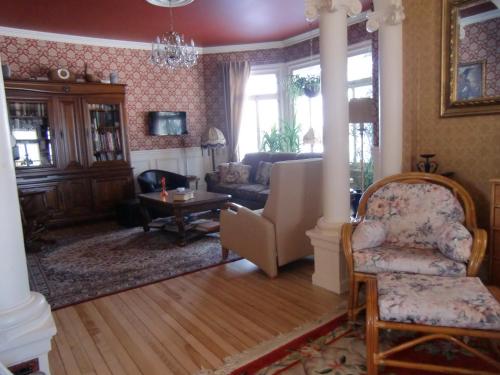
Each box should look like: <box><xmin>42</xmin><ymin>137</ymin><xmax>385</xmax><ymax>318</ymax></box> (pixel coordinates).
<box><xmin>0</xmin><ymin>36</ymin><xmax>207</xmax><ymax>150</ymax></box>
<box><xmin>459</xmin><ymin>18</ymin><xmax>500</xmax><ymax>97</ymax></box>
<box><xmin>0</xmin><ymin>22</ymin><xmax>374</xmax><ymax>154</ymax></box>
<box><xmin>403</xmin><ymin>0</ymin><xmax>500</xmax><ymax>227</ymax></box>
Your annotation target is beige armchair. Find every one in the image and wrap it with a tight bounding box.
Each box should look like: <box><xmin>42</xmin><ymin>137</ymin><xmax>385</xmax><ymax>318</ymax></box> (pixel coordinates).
<box><xmin>220</xmin><ymin>158</ymin><xmax>322</xmax><ymax>277</ymax></box>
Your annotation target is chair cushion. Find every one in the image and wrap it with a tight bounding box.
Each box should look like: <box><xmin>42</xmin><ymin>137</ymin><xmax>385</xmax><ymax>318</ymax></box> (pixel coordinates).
<box><xmin>436</xmin><ymin>222</ymin><xmax>472</xmax><ymax>262</ymax></box>
<box><xmin>365</xmin><ymin>182</ymin><xmax>465</xmax><ymax>249</ymax></box>
<box><xmin>352</xmin><ymin>220</ymin><xmax>386</xmax><ymax>251</ymax></box>
<box><xmin>377</xmin><ymin>273</ymin><xmax>500</xmax><ymax>331</ymax></box>
<box><xmin>353</xmin><ymin>244</ymin><xmax>466</xmax><ymax>277</ymax></box>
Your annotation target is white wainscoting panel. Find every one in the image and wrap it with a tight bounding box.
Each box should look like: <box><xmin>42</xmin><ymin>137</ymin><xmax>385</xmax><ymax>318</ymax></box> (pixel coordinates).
<box><xmin>130</xmin><ymin>147</ymin><xmax>226</xmax><ymax>193</ymax></box>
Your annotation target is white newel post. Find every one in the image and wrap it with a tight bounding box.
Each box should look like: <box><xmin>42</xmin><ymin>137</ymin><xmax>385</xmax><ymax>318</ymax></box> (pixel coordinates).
<box><xmin>368</xmin><ymin>0</ymin><xmax>405</xmax><ymax>177</ymax></box>
<box><xmin>0</xmin><ymin>58</ymin><xmax>56</xmax><ymax>373</ymax></box>
<box><xmin>305</xmin><ymin>0</ymin><xmax>362</xmax><ymax>294</ymax></box>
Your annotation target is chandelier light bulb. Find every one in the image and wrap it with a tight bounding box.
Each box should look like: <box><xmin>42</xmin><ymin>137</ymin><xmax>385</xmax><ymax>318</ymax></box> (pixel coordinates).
<box><xmin>149</xmin><ymin>0</ymin><xmax>198</xmax><ymax>69</ymax></box>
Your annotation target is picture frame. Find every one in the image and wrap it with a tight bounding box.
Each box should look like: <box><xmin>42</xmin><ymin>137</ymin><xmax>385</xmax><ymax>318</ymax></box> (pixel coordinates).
<box><xmin>440</xmin><ymin>0</ymin><xmax>500</xmax><ymax>117</ymax></box>
<box><xmin>456</xmin><ymin>61</ymin><xmax>485</xmax><ymax>101</ymax></box>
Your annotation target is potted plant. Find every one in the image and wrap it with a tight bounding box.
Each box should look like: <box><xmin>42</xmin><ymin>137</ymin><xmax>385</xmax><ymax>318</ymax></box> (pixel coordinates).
<box><xmin>289</xmin><ymin>75</ymin><xmax>321</xmax><ymax>98</ymax></box>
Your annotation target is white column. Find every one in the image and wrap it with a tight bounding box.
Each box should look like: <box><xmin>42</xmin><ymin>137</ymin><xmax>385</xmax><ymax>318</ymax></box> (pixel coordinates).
<box><xmin>368</xmin><ymin>0</ymin><xmax>405</xmax><ymax>177</ymax></box>
<box><xmin>305</xmin><ymin>0</ymin><xmax>361</xmax><ymax>294</ymax></box>
<box><xmin>0</xmin><ymin>58</ymin><xmax>56</xmax><ymax>373</ymax></box>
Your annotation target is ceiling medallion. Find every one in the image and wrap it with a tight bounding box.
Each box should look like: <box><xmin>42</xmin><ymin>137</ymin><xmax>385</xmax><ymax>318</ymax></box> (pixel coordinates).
<box><xmin>148</xmin><ymin>0</ymin><xmax>198</xmax><ymax>69</ymax></box>
<box><xmin>146</xmin><ymin>0</ymin><xmax>194</xmax><ymax>8</ymax></box>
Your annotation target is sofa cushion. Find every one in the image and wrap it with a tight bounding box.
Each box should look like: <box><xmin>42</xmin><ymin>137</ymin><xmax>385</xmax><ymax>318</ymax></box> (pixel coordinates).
<box><xmin>436</xmin><ymin>222</ymin><xmax>473</xmax><ymax>262</ymax></box>
<box><xmin>352</xmin><ymin>220</ymin><xmax>386</xmax><ymax>251</ymax></box>
<box><xmin>219</xmin><ymin>163</ymin><xmax>251</xmax><ymax>184</ymax></box>
<box><xmin>353</xmin><ymin>244</ymin><xmax>466</xmax><ymax>277</ymax></box>
<box><xmin>241</xmin><ymin>153</ymin><xmax>275</xmax><ymax>182</ymax></box>
<box><xmin>255</xmin><ymin>161</ymin><xmax>272</xmax><ymax>185</ymax></box>
<box><xmin>234</xmin><ymin>184</ymin><xmax>268</xmax><ymax>201</ymax></box>
<box><xmin>365</xmin><ymin>182</ymin><xmax>465</xmax><ymax>249</ymax></box>
<box><xmin>377</xmin><ymin>273</ymin><xmax>500</xmax><ymax>330</ymax></box>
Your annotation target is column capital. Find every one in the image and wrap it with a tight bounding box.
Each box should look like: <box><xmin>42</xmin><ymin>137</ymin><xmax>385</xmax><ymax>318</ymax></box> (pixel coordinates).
<box><xmin>366</xmin><ymin>0</ymin><xmax>405</xmax><ymax>32</ymax></box>
<box><xmin>305</xmin><ymin>0</ymin><xmax>362</xmax><ymax>22</ymax></box>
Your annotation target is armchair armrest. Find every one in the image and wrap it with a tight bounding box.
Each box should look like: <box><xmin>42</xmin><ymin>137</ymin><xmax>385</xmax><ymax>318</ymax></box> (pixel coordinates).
<box><xmin>224</xmin><ymin>202</ymin><xmax>243</xmax><ymax>212</ymax></box>
<box><xmin>341</xmin><ymin>222</ymin><xmax>356</xmax><ymax>279</ymax></box>
<box><xmin>467</xmin><ymin>227</ymin><xmax>488</xmax><ymax>277</ymax></box>
<box><xmin>220</xmin><ymin>204</ymin><xmax>277</xmax><ymax>277</ymax></box>
<box><xmin>205</xmin><ymin>171</ymin><xmax>220</xmax><ymax>189</ymax></box>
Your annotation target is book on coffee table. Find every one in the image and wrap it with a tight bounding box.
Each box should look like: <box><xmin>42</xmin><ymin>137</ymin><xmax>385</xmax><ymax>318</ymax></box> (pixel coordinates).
<box><xmin>173</xmin><ymin>189</ymin><xmax>194</xmax><ymax>201</ymax></box>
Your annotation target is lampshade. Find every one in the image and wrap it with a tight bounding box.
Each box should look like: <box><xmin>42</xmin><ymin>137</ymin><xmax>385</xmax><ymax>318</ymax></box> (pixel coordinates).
<box><xmin>349</xmin><ymin>98</ymin><xmax>376</xmax><ymax>124</ymax></box>
<box><xmin>201</xmin><ymin>127</ymin><xmax>226</xmax><ymax>148</ymax></box>
<box><xmin>302</xmin><ymin>128</ymin><xmax>316</xmax><ymax>145</ymax></box>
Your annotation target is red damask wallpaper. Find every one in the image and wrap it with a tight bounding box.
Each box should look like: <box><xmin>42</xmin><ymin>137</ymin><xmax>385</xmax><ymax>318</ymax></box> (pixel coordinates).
<box><xmin>0</xmin><ymin>21</ymin><xmax>374</xmax><ymax>151</ymax></box>
<box><xmin>459</xmin><ymin>18</ymin><xmax>500</xmax><ymax>97</ymax></box>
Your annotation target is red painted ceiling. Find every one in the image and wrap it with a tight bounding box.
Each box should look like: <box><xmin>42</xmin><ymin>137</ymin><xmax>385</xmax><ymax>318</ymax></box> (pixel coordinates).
<box><xmin>0</xmin><ymin>0</ymin><xmax>372</xmax><ymax>46</ymax></box>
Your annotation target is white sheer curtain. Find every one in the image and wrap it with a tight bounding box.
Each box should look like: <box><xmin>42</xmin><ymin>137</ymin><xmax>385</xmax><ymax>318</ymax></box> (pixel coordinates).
<box><xmin>221</xmin><ymin>61</ymin><xmax>251</xmax><ymax>162</ymax></box>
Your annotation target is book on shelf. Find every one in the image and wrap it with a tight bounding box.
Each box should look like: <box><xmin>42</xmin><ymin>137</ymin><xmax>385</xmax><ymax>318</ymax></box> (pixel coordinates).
<box><xmin>173</xmin><ymin>189</ymin><xmax>195</xmax><ymax>201</ymax></box>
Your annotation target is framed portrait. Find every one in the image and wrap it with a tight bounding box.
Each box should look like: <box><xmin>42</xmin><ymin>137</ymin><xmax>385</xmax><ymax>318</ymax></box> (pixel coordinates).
<box><xmin>456</xmin><ymin>61</ymin><xmax>485</xmax><ymax>101</ymax></box>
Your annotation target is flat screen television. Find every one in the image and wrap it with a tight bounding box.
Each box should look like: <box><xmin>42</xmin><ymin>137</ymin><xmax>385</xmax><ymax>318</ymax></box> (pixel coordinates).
<box><xmin>148</xmin><ymin>111</ymin><xmax>187</xmax><ymax>136</ymax></box>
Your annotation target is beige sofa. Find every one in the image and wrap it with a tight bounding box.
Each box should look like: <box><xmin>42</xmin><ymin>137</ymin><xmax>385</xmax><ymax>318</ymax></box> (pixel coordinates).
<box><xmin>220</xmin><ymin>158</ymin><xmax>323</xmax><ymax>277</ymax></box>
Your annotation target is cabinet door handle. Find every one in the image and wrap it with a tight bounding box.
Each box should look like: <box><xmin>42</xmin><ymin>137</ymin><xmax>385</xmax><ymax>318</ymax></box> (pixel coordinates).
<box><xmin>60</xmin><ymin>131</ymin><xmax>64</xmax><ymax>139</ymax></box>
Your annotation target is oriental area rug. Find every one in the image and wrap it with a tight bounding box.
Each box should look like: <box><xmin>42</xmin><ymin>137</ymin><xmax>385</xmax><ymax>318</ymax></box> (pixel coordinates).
<box><xmin>202</xmin><ymin>314</ymin><xmax>498</xmax><ymax>375</ymax></box>
<box><xmin>26</xmin><ymin>222</ymin><xmax>240</xmax><ymax>309</ymax></box>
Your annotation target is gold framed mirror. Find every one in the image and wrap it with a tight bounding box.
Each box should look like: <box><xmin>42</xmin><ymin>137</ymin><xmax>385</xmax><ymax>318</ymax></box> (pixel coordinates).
<box><xmin>441</xmin><ymin>0</ymin><xmax>500</xmax><ymax>117</ymax></box>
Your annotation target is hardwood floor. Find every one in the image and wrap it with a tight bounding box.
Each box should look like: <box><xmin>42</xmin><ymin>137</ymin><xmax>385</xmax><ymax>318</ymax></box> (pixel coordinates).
<box><xmin>48</xmin><ymin>258</ymin><xmax>346</xmax><ymax>375</ymax></box>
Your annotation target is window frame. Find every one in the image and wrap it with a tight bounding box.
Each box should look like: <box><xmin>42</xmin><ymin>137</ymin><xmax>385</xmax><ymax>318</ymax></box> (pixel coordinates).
<box><xmin>240</xmin><ymin>64</ymin><xmax>285</xmax><ymax>155</ymax></box>
<box><xmin>239</xmin><ymin>40</ymin><xmax>374</xmax><ymax>157</ymax></box>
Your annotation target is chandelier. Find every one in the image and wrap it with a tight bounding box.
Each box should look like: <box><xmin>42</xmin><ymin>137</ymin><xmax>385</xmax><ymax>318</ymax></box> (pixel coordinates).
<box><xmin>148</xmin><ymin>0</ymin><xmax>199</xmax><ymax>69</ymax></box>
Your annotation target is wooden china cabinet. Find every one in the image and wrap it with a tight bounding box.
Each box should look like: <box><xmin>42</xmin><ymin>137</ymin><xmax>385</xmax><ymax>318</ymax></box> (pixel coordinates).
<box><xmin>5</xmin><ymin>80</ymin><xmax>134</xmax><ymax>226</ymax></box>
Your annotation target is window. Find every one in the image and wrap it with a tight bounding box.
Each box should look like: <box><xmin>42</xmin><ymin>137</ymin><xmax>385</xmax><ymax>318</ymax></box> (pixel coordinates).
<box><xmin>347</xmin><ymin>50</ymin><xmax>374</xmax><ymax>192</ymax></box>
<box><xmin>238</xmin><ymin>43</ymin><xmax>375</xmax><ymax>191</ymax></box>
<box><xmin>239</xmin><ymin>71</ymin><xmax>281</xmax><ymax>158</ymax></box>
<box><xmin>291</xmin><ymin>64</ymin><xmax>323</xmax><ymax>153</ymax></box>
<box><xmin>348</xmin><ymin>52</ymin><xmax>373</xmax><ymax>100</ymax></box>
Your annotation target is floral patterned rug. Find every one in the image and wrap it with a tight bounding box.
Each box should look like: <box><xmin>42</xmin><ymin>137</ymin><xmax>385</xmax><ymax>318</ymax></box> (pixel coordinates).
<box><xmin>27</xmin><ymin>222</ymin><xmax>240</xmax><ymax>310</ymax></box>
<box><xmin>227</xmin><ymin>316</ymin><xmax>499</xmax><ymax>375</ymax></box>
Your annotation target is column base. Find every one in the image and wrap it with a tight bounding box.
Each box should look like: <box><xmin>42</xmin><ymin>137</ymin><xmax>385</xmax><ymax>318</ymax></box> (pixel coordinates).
<box><xmin>307</xmin><ymin>218</ymin><xmax>349</xmax><ymax>294</ymax></box>
<box><xmin>0</xmin><ymin>292</ymin><xmax>56</xmax><ymax>375</ymax></box>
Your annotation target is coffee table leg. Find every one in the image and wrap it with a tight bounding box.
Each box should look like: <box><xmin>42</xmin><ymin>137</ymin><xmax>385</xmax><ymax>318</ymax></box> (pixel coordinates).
<box><xmin>174</xmin><ymin>209</ymin><xmax>187</xmax><ymax>246</ymax></box>
<box><xmin>140</xmin><ymin>205</ymin><xmax>151</xmax><ymax>232</ymax></box>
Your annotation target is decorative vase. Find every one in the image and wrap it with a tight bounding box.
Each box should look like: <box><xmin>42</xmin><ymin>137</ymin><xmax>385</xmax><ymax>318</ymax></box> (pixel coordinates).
<box><xmin>417</xmin><ymin>154</ymin><xmax>439</xmax><ymax>173</ymax></box>
<box><xmin>2</xmin><ymin>64</ymin><xmax>11</xmax><ymax>79</ymax></box>
<box><xmin>110</xmin><ymin>72</ymin><xmax>118</xmax><ymax>84</ymax></box>
<box><xmin>160</xmin><ymin>177</ymin><xmax>168</xmax><ymax>199</ymax></box>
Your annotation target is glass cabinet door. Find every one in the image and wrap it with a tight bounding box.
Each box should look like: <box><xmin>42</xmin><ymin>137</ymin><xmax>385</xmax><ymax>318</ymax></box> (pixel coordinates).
<box><xmin>88</xmin><ymin>103</ymin><xmax>124</xmax><ymax>163</ymax></box>
<box><xmin>8</xmin><ymin>101</ymin><xmax>54</xmax><ymax>168</ymax></box>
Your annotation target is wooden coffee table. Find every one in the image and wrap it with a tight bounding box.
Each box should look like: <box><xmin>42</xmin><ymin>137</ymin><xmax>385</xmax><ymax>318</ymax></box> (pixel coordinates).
<box><xmin>138</xmin><ymin>190</ymin><xmax>231</xmax><ymax>246</ymax></box>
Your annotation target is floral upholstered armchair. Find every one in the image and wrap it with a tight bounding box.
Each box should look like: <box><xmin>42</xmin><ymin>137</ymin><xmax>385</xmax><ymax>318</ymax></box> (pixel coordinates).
<box><xmin>341</xmin><ymin>172</ymin><xmax>487</xmax><ymax>321</ymax></box>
